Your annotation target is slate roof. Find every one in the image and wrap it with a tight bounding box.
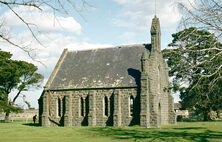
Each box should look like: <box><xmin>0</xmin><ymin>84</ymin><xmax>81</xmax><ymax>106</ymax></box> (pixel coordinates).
<box><xmin>49</xmin><ymin>44</ymin><xmax>151</xmax><ymax>90</ymax></box>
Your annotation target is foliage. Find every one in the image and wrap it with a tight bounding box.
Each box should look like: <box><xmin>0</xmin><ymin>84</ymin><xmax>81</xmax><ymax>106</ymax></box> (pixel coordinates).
<box><xmin>0</xmin><ymin>50</ymin><xmax>21</xmax><ymax>113</ymax></box>
<box><xmin>0</xmin><ymin>49</ymin><xmax>43</xmax><ymax>119</ymax></box>
<box><xmin>0</xmin><ymin>121</ymin><xmax>222</xmax><ymax>142</ymax></box>
<box><xmin>163</xmin><ymin>27</ymin><xmax>222</xmax><ymax>121</ymax></box>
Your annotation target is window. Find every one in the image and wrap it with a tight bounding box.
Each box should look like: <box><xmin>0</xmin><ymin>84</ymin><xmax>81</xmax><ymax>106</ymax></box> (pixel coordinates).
<box><xmin>158</xmin><ymin>103</ymin><xmax>161</xmax><ymax>124</ymax></box>
<box><xmin>57</xmin><ymin>97</ymin><xmax>61</xmax><ymax>117</ymax></box>
<box><xmin>130</xmin><ymin>96</ymin><xmax>134</xmax><ymax>116</ymax></box>
<box><xmin>80</xmin><ymin>97</ymin><xmax>84</xmax><ymax>117</ymax></box>
<box><xmin>104</xmin><ymin>96</ymin><xmax>108</xmax><ymax>116</ymax></box>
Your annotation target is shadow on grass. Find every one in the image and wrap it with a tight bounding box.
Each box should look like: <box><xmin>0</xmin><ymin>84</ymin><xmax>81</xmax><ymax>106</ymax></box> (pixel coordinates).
<box><xmin>88</xmin><ymin>127</ymin><xmax>222</xmax><ymax>142</ymax></box>
<box><xmin>23</xmin><ymin>123</ymin><xmax>40</xmax><ymax>127</ymax></box>
<box><xmin>173</xmin><ymin>127</ymin><xmax>205</xmax><ymax>130</ymax></box>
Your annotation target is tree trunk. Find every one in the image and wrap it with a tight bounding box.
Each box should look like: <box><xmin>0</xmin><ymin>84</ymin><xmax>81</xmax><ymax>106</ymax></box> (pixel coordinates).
<box><xmin>216</xmin><ymin>110</ymin><xmax>221</xmax><ymax>119</ymax></box>
<box><xmin>203</xmin><ymin>110</ymin><xmax>212</xmax><ymax>121</ymax></box>
<box><xmin>13</xmin><ymin>89</ymin><xmax>23</xmax><ymax>104</ymax></box>
<box><xmin>5</xmin><ymin>112</ymin><xmax>10</xmax><ymax>123</ymax></box>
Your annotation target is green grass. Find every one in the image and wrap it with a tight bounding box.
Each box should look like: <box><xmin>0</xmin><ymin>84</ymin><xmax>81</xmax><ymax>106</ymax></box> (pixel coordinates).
<box><xmin>0</xmin><ymin>121</ymin><xmax>222</xmax><ymax>142</ymax></box>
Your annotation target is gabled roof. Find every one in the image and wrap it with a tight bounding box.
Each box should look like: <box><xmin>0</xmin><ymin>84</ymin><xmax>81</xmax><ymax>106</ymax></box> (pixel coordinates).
<box><xmin>48</xmin><ymin>44</ymin><xmax>151</xmax><ymax>90</ymax></box>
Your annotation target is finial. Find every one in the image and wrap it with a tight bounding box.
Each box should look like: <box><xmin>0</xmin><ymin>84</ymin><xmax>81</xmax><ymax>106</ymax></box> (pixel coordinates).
<box><xmin>151</xmin><ymin>13</ymin><xmax>160</xmax><ymax>35</ymax></box>
<box><xmin>155</xmin><ymin>0</ymin><xmax>157</xmax><ymax>15</ymax></box>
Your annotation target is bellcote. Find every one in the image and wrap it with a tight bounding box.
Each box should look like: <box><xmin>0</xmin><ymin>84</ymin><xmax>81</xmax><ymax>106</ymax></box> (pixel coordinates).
<box><xmin>150</xmin><ymin>15</ymin><xmax>161</xmax><ymax>52</ymax></box>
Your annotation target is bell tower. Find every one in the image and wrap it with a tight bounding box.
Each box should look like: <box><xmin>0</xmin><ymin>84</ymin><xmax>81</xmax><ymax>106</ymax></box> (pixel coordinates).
<box><xmin>140</xmin><ymin>15</ymin><xmax>162</xmax><ymax>128</ymax></box>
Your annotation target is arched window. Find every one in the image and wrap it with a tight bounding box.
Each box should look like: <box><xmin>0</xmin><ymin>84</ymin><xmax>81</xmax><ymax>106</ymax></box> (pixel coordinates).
<box><xmin>104</xmin><ymin>96</ymin><xmax>108</xmax><ymax>116</ymax></box>
<box><xmin>81</xmin><ymin>97</ymin><xmax>84</xmax><ymax>117</ymax></box>
<box><xmin>57</xmin><ymin>97</ymin><xmax>61</xmax><ymax>117</ymax></box>
<box><xmin>158</xmin><ymin>103</ymin><xmax>161</xmax><ymax>125</ymax></box>
<box><xmin>130</xmin><ymin>96</ymin><xmax>134</xmax><ymax>116</ymax></box>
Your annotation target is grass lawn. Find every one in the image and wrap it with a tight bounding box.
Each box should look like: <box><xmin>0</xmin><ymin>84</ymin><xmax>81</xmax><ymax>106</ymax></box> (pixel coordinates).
<box><xmin>0</xmin><ymin>121</ymin><xmax>222</xmax><ymax>142</ymax></box>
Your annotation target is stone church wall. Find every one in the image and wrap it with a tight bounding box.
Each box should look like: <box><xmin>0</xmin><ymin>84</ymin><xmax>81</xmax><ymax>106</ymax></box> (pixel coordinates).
<box><xmin>42</xmin><ymin>87</ymin><xmax>139</xmax><ymax>126</ymax></box>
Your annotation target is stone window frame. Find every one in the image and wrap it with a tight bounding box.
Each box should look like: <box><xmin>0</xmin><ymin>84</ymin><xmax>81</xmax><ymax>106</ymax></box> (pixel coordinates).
<box><xmin>57</xmin><ymin>96</ymin><xmax>62</xmax><ymax>117</ymax></box>
<box><xmin>80</xmin><ymin>96</ymin><xmax>85</xmax><ymax>117</ymax></box>
<box><xmin>129</xmin><ymin>94</ymin><xmax>134</xmax><ymax>117</ymax></box>
<box><xmin>158</xmin><ymin>102</ymin><xmax>161</xmax><ymax>125</ymax></box>
<box><xmin>104</xmin><ymin>96</ymin><xmax>109</xmax><ymax>117</ymax></box>
<box><xmin>79</xmin><ymin>94</ymin><xmax>89</xmax><ymax>117</ymax></box>
<box><xmin>103</xmin><ymin>94</ymin><xmax>111</xmax><ymax>117</ymax></box>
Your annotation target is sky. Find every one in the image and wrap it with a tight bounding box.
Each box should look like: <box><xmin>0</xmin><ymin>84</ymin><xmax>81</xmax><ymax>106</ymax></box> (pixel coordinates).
<box><xmin>0</xmin><ymin>0</ymin><xmax>189</xmax><ymax>109</ymax></box>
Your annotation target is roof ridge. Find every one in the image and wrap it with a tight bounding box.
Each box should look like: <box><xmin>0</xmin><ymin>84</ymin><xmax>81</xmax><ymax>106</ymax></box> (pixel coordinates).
<box><xmin>68</xmin><ymin>43</ymin><xmax>150</xmax><ymax>52</ymax></box>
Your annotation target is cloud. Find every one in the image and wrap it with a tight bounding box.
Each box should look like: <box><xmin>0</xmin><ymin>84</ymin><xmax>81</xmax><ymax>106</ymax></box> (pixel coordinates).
<box><xmin>113</xmin><ymin>0</ymin><xmax>129</xmax><ymax>4</ymax></box>
<box><xmin>1</xmin><ymin>6</ymin><xmax>81</xmax><ymax>34</ymax></box>
<box><xmin>112</xmin><ymin>0</ymin><xmax>184</xmax><ymax>30</ymax></box>
<box><xmin>0</xmin><ymin>30</ymin><xmax>112</xmax><ymax>108</ymax></box>
<box><xmin>1</xmin><ymin>31</ymin><xmax>112</xmax><ymax>77</ymax></box>
<box><xmin>111</xmin><ymin>0</ymin><xmax>194</xmax><ymax>51</ymax></box>
<box><xmin>0</xmin><ymin>4</ymin><xmax>111</xmax><ymax>108</ymax></box>
<box><xmin>116</xmin><ymin>32</ymin><xmax>138</xmax><ymax>44</ymax></box>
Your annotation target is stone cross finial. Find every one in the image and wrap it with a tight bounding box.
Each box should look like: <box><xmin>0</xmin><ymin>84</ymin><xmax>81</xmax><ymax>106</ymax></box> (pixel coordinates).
<box><xmin>155</xmin><ymin>0</ymin><xmax>157</xmax><ymax>15</ymax></box>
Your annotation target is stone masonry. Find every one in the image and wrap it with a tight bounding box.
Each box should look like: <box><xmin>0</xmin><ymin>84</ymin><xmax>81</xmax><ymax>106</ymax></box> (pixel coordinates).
<box><xmin>38</xmin><ymin>15</ymin><xmax>176</xmax><ymax>128</ymax></box>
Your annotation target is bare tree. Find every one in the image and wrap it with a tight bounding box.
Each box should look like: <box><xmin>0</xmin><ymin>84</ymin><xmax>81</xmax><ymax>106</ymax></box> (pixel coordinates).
<box><xmin>177</xmin><ymin>0</ymin><xmax>222</xmax><ymax>39</ymax></box>
<box><xmin>175</xmin><ymin>0</ymin><xmax>222</xmax><ymax>85</ymax></box>
<box><xmin>0</xmin><ymin>0</ymin><xmax>90</xmax><ymax>58</ymax></box>
<box><xmin>175</xmin><ymin>1</ymin><xmax>221</xmax><ymax>77</ymax></box>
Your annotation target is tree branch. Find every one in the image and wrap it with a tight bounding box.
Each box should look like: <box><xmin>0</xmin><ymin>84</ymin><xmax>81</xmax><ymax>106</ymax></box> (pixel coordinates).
<box><xmin>0</xmin><ymin>0</ymin><xmax>42</xmax><ymax>10</ymax></box>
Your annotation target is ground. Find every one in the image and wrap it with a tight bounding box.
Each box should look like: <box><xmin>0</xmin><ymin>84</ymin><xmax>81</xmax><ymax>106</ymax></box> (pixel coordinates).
<box><xmin>0</xmin><ymin>121</ymin><xmax>222</xmax><ymax>142</ymax></box>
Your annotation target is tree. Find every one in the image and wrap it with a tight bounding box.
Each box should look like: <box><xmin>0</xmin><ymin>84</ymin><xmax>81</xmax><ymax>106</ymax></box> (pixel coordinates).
<box><xmin>163</xmin><ymin>27</ymin><xmax>222</xmax><ymax>121</ymax></box>
<box><xmin>175</xmin><ymin>0</ymin><xmax>222</xmax><ymax>120</ymax></box>
<box><xmin>177</xmin><ymin>0</ymin><xmax>222</xmax><ymax>38</ymax></box>
<box><xmin>0</xmin><ymin>0</ymin><xmax>90</xmax><ymax>58</ymax></box>
<box><xmin>0</xmin><ymin>49</ymin><xmax>43</xmax><ymax>122</ymax></box>
<box><xmin>180</xmin><ymin>76</ymin><xmax>222</xmax><ymax>120</ymax></box>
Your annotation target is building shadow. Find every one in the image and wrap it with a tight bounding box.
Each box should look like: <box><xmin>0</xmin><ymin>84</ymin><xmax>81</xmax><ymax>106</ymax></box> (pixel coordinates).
<box><xmin>127</xmin><ymin>68</ymin><xmax>141</xmax><ymax>126</ymax></box>
<box><xmin>81</xmin><ymin>95</ymin><xmax>89</xmax><ymax>126</ymax></box>
<box><xmin>127</xmin><ymin>68</ymin><xmax>141</xmax><ymax>86</ymax></box>
<box><xmin>106</xmin><ymin>93</ymin><xmax>114</xmax><ymax>126</ymax></box>
<box><xmin>144</xmin><ymin>43</ymin><xmax>152</xmax><ymax>52</ymax></box>
<box><xmin>88</xmin><ymin>126</ymin><xmax>222</xmax><ymax>142</ymax></box>
<box><xmin>22</xmin><ymin>123</ymin><xmax>40</xmax><ymax>127</ymax></box>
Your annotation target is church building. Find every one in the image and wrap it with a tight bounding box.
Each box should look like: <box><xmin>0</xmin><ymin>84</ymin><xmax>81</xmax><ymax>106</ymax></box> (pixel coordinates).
<box><xmin>38</xmin><ymin>15</ymin><xmax>176</xmax><ymax>128</ymax></box>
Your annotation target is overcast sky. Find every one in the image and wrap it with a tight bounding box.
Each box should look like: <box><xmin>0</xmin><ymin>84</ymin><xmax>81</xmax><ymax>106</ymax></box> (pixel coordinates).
<box><xmin>0</xmin><ymin>0</ymin><xmax>189</xmax><ymax>109</ymax></box>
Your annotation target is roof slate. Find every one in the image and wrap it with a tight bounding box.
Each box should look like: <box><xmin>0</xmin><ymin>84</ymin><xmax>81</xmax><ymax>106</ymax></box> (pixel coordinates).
<box><xmin>49</xmin><ymin>44</ymin><xmax>151</xmax><ymax>89</ymax></box>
